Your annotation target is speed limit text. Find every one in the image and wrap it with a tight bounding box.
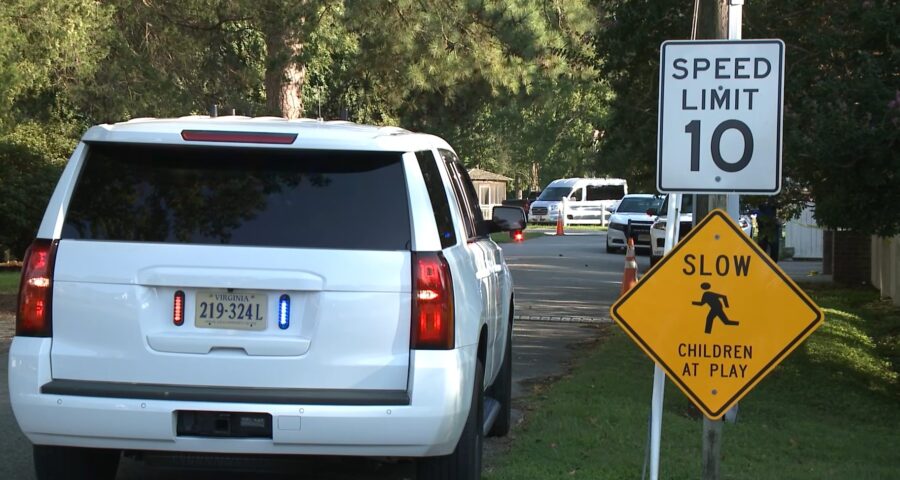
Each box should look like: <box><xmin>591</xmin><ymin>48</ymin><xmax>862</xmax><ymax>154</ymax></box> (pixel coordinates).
<box><xmin>671</xmin><ymin>57</ymin><xmax>773</xmax><ymax>112</ymax></box>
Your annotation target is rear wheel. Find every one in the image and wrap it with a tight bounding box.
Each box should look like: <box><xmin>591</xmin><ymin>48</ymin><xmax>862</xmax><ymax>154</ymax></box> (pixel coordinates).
<box><xmin>488</xmin><ymin>319</ymin><xmax>513</xmax><ymax>437</ymax></box>
<box><xmin>34</xmin><ymin>445</ymin><xmax>120</xmax><ymax>480</ymax></box>
<box><xmin>416</xmin><ymin>360</ymin><xmax>484</xmax><ymax>480</ymax></box>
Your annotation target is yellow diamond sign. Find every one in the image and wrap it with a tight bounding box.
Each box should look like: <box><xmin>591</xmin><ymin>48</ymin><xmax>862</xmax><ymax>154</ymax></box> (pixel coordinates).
<box><xmin>610</xmin><ymin>210</ymin><xmax>823</xmax><ymax>419</ymax></box>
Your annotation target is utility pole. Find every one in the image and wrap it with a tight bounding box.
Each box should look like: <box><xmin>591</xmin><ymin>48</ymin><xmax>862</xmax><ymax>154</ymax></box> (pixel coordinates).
<box><xmin>693</xmin><ymin>2</ymin><xmax>743</xmax><ymax>480</ymax></box>
<box><xmin>693</xmin><ymin>0</ymin><xmax>731</xmax><ymax>220</ymax></box>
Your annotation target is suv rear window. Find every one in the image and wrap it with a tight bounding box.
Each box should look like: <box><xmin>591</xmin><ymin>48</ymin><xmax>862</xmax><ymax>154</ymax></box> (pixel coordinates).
<box><xmin>62</xmin><ymin>143</ymin><xmax>411</xmax><ymax>251</ymax></box>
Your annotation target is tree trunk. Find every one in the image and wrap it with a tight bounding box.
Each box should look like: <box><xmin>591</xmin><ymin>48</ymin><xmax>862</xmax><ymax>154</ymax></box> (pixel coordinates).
<box><xmin>264</xmin><ymin>33</ymin><xmax>305</xmax><ymax>119</ymax></box>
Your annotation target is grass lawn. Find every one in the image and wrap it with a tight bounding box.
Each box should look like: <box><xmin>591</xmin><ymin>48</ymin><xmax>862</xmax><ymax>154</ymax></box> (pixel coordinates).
<box><xmin>485</xmin><ymin>285</ymin><xmax>899</xmax><ymax>479</ymax></box>
<box><xmin>0</xmin><ymin>271</ymin><xmax>20</xmax><ymax>294</ymax></box>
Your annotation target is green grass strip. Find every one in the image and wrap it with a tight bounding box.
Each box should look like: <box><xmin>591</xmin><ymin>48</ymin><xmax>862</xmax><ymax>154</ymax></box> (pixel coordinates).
<box><xmin>486</xmin><ymin>285</ymin><xmax>899</xmax><ymax>479</ymax></box>
<box><xmin>529</xmin><ymin>224</ymin><xmax>610</xmax><ymax>231</ymax></box>
<box><xmin>0</xmin><ymin>271</ymin><xmax>20</xmax><ymax>295</ymax></box>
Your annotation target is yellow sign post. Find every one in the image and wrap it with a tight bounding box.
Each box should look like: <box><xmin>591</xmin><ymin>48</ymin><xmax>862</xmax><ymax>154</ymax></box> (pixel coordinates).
<box><xmin>611</xmin><ymin>209</ymin><xmax>823</xmax><ymax>419</ymax></box>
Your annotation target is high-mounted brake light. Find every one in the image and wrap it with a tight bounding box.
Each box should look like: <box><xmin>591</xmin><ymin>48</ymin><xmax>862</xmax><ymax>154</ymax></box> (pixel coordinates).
<box><xmin>181</xmin><ymin>130</ymin><xmax>297</xmax><ymax>144</ymax></box>
<box><xmin>411</xmin><ymin>253</ymin><xmax>454</xmax><ymax>350</ymax></box>
<box><xmin>511</xmin><ymin>230</ymin><xmax>524</xmax><ymax>242</ymax></box>
<box><xmin>16</xmin><ymin>239</ymin><xmax>58</xmax><ymax>337</ymax></box>
<box><xmin>173</xmin><ymin>291</ymin><xmax>185</xmax><ymax>326</ymax></box>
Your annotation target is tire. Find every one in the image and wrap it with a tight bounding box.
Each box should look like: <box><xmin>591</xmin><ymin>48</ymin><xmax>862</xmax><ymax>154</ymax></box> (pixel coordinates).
<box><xmin>488</xmin><ymin>319</ymin><xmax>513</xmax><ymax>437</ymax></box>
<box><xmin>34</xmin><ymin>445</ymin><xmax>120</xmax><ymax>480</ymax></box>
<box><xmin>417</xmin><ymin>360</ymin><xmax>484</xmax><ymax>480</ymax></box>
<box><xmin>605</xmin><ymin>236</ymin><xmax>616</xmax><ymax>254</ymax></box>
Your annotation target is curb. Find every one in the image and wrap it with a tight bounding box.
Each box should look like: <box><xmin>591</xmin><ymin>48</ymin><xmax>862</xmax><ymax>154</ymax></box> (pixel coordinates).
<box><xmin>515</xmin><ymin>315</ymin><xmax>611</xmax><ymax>324</ymax></box>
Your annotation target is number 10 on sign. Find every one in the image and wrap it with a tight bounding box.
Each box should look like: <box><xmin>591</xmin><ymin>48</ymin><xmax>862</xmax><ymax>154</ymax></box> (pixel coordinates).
<box><xmin>657</xmin><ymin>40</ymin><xmax>784</xmax><ymax>194</ymax></box>
<box><xmin>684</xmin><ymin>119</ymin><xmax>753</xmax><ymax>173</ymax></box>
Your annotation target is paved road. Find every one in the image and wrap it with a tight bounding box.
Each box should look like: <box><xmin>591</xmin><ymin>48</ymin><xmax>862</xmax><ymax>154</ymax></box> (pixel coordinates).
<box><xmin>0</xmin><ymin>232</ymin><xmax>629</xmax><ymax>479</ymax></box>
<box><xmin>504</xmin><ymin>231</ymin><xmax>652</xmax><ymax>321</ymax></box>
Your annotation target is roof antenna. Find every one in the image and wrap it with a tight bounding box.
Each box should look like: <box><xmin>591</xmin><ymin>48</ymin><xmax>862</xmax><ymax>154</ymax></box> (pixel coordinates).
<box><xmin>209</xmin><ymin>104</ymin><xmax>218</xmax><ymax>118</ymax></box>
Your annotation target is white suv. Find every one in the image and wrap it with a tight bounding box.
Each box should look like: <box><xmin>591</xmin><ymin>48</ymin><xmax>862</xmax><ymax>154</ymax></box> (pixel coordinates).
<box><xmin>10</xmin><ymin>117</ymin><xmax>524</xmax><ymax>480</ymax></box>
<box><xmin>605</xmin><ymin>194</ymin><xmax>663</xmax><ymax>253</ymax></box>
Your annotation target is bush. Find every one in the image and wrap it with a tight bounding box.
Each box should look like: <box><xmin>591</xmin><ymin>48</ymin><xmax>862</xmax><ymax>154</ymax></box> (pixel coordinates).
<box><xmin>0</xmin><ymin>122</ymin><xmax>73</xmax><ymax>259</ymax></box>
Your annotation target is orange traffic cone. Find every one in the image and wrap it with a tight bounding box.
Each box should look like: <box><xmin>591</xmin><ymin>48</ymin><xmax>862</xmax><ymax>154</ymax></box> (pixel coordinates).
<box><xmin>620</xmin><ymin>237</ymin><xmax>638</xmax><ymax>296</ymax></box>
<box><xmin>556</xmin><ymin>213</ymin><xmax>565</xmax><ymax>236</ymax></box>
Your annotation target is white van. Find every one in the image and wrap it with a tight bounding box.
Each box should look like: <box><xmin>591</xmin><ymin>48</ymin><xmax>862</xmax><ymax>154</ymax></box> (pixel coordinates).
<box><xmin>528</xmin><ymin>178</ymin><xmax>628</xmax><ymax>225</ymax></box>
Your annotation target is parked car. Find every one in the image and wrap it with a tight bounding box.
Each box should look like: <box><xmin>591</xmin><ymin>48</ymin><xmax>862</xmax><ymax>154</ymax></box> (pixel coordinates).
<box><xmin>649</xmin><ymin>195</ymin><xmax>695</xmax><ymax>266</ymax></box>
<box><xmin>528</xmin><ymin>177</ymin><xmax>627</xmax><ymax>225</ymax></box>
<box><xmin>10</xmin><ymin>117</ymin><xmax>524</xmax><ymax>480</ymax></box>
<box><xmin>605</xmin><ymin>194</ymin><xmax>664</xmax><ymax>253</ymax></box>
<box><xmin>649</xmin><ymin>195</ymin><xmax>754</xmax><ymax>266</ymax></box>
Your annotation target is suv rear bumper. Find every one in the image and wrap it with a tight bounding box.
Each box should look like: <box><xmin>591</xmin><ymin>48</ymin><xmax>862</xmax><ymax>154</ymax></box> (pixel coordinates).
<box><xmin>9</xmin><ymin>337</ymin><xmax>475</xmax><ymax>457</ymax></box>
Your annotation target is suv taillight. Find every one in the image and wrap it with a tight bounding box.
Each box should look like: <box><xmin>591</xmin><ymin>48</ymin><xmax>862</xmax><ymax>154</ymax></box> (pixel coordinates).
<box><xmin>411</xmin><ymin>252</ymin><xmax>454</xmax><ymax>350</ymax></box>
<box><xmin>16</xmin><ymin>239</ymin><xmax>58</xmax><ymax>337</ymax></box>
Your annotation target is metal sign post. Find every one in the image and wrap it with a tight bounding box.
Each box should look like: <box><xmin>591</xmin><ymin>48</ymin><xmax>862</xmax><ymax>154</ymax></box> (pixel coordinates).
<box><xmin>647</xmin><ymin>192</ymin><xmax>682</xmax><ymax>480</ymax></box>
<box><xmin>645</xmin><ymin>1</ymin><xmax>791</xmax><ymax>478</ymax></box>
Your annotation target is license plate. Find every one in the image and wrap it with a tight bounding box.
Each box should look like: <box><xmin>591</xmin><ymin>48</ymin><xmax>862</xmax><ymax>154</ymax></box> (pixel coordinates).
<box><xmin>638</xmin><ymin>234</ymin><xmax>650</xmax><ymax>242</ymax></box>
<box><xmin>195</xmin><ymin>290</ymin><xmax>267</xmax><ymax>331</ymax></box>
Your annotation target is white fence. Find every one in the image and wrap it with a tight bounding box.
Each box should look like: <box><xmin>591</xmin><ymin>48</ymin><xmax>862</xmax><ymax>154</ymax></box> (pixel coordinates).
<box><xmin>871</xmin><ymin>236</ymin><xmax>900</xmax><ymax>307</ymax></box>
<box><xmin>784</xmin><ymin>205</ymin><xmax>823</xmax><ymax>259</ymax></box>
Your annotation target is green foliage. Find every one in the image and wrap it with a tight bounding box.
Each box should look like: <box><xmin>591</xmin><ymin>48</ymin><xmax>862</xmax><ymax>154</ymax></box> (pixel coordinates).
<box><xmin>594</xmin><ymin>0</ymin><xmax>899</xmax><ymax>234</ymax></box>
<box><xmin>337</xmin><ymin>0</ymin><xmax>605</xmax><ymax>189</ymax></box>
<box><xmin>745</xmin><ymin>0</ymin><xmax>899</xmax><ymax>235</ymax></box>
<box><xmin>6</xmin><ymin>0</ymin><xmax>894</xmax><ymax>258</ymax></box>
<box><xmin>77</xmin><ymin>0</ymin><xmax>271</xmax><ymax>120</ymax></box>
<box><xmin>592</xmin><ymin>0</ymin><xmax>688</xmax><ymax>193</ymax></box>
<box><xmin>0</xmin><ymin>123</ymin><xmax>73</xmax><ymax>257</ymax></box>
<box><xmin>0</xmin><ymin>271</ymin><xmax>19</xmax><ymax>294</ymax></box>
<box><xmin>0</xmin><ymin>1</ymin><xmax>111</xmax><ymax>257</ymax></box>
<box><xmin>0</xmin><ymin>0</ymin><xmax>113</xmax><ymax>122</ymax></box>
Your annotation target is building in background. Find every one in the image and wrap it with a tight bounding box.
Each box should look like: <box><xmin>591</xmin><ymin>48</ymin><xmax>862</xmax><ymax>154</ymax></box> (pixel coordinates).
<box><xmin>469</xmin><ymin>168</ymin><xmax>511</xmax><ymax>220</ymax></box>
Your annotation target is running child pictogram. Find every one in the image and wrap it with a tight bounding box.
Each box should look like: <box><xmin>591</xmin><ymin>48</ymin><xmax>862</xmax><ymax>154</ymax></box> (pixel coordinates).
<box><xmin>692</xmin><ymin>282</ymin><xmax>739</xmax><ymax>334</ymax></box>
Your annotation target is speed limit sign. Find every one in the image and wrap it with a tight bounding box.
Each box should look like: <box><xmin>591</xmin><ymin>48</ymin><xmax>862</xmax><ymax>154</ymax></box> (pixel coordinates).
<box><xmin>657</xmin><ymin>40</ymin><xmax>784</xmax><ymax>194</ymax></box>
